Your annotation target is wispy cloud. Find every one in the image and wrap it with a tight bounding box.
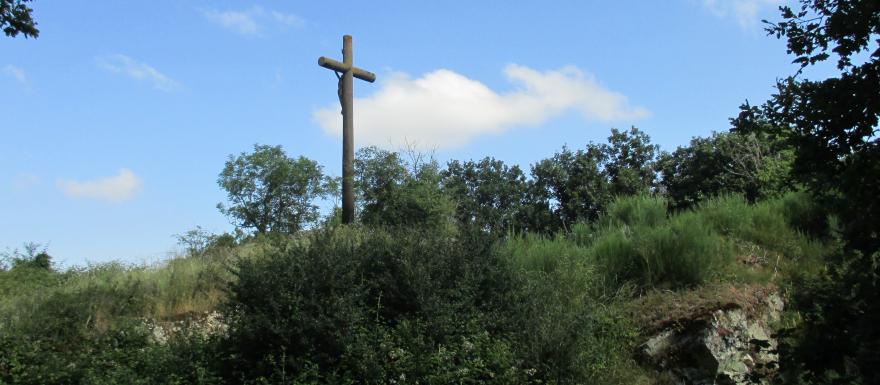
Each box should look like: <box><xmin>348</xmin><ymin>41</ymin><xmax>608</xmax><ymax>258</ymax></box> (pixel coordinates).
<box><xmin>10</xmin><ymin>173</ymin><xmax>39</xmax><ymax>192</ymax></box>
<box><xmin>700</xmin><ymin>0</ymin><xmax>784</xmax><ymax>29</ymax></box>
<box><xmin>96</xmin><ymin>54</ymin><xmax>180</xmax><ymax>92</ymax></box>
<box><xmin>271</xmin><ymin>10</ymin><xmax>305</xmax><ymax>28</ymax></box>
<box><xmin>57</xmin><ymin>169</ymin><xmax>142</xmax><ymax>203</ymax></box>
<box><xmin>203</xmin><ymin>8</ymin><xmax>259</xmax><ymax>35</ymax></box>
<box><xmin>313</xmin><ymin>64</ymin><xmax>649</xmax><ymax>149</ymax></box>
<box><xmin>202</xmin><ymin>6</ymin><xmax>305</xmax><ymax>36</ymax></box>
<box><xmin>3</xmin><ymin>64</ymin><xmax>28</xmax><ymax>87</ymax></box>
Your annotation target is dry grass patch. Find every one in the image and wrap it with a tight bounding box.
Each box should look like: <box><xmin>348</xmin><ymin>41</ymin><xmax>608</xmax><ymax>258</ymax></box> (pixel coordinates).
<box><xmin>629</xmin><ymin>283</ymin><xmax>778</xmax><ymax>335</ymax></box>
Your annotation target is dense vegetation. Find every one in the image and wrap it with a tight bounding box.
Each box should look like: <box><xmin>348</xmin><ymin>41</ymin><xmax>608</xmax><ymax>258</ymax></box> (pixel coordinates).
<box><xmin>0</xmin><ymin>191</ymin><xmax>830</xmax><ymax>385</ymax></box>
<box><xmin>2</xmin><ymin>0</ymin><xmax>876</xmax><ymax>383</ymax></box>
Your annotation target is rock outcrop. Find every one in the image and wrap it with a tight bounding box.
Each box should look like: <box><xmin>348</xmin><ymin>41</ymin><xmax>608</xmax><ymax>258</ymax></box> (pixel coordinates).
<box><xmin>143</xmin><ymin>311</ymin><xmax>228</xmax><ymax>344</ymax></box>
<box><xmin>635</xmin><ymin>285</ymin><xmax>783</xmax><ymax>385</ymax></box>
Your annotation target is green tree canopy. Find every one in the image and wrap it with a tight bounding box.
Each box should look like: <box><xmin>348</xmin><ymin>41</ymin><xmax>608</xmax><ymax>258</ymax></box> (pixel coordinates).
<box><xmin>442</xmin><ymin>157</ymin><xmax>528</xmax><ymax>233</ymax></box>
<box><xmin>603</xmin><ymin>127</ymin><xmax>659</xmax><ymax>196</ymax></box>
<box><xmin>658</xmin><ymin>127</ymin><xmax>794</xmax><ymax>209</ymax></box>
<box><xmin>217</xmin><ymin>144</ymin><xmax>327</xmax><ymax>234</ymax></box>
<box><xmin>1</xmin><ymin>0</ymin><xmax>38</xmax><ymax>38</ymax></box>
<box><xmin>355</xmin><ymin>146</ymin><xmax>455</xmax><ymax>229</ymax></box>
<box><xmin>530</xmin><ymin>127</ymin><xmax>659</xmax><ymax>230</ymax></box>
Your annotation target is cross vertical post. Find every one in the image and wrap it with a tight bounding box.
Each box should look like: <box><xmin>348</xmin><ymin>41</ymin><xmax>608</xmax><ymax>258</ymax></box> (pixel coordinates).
<box><xmin>318</xmin><ymin>35</ymin><xmax>376</xmax><ymax>224</ymax></box>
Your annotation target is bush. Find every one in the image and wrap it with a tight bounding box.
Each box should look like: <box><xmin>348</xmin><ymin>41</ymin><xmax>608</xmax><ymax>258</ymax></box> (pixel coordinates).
<box><xmin>603</xmin><ymin>194</ymin><xmax>668</xmax><ymax>229</ymax></box>
<box><xmin>506</xmin><ymin>250</ymin><xmax>644</xmax><ymax>384</ymax></box>
<box><xmin>0</xmin><ymin>271</ymin><xmax>223</xmax><ymax>385</ymax></box>
<box><xmin>591</xmin><ymin>214</ymin><xmax>729</xmax><ymax>290</ymax></box>
<box><xmin>699</xmin><ymin>193</ymin><xmax>828</xmax><ymax>269</ymax></box>
<box><xmin>501</xmin><ymin>232</ymin><xmax>587</xmax><ymax>273</ymax></box>
<box><xmin>640</xmin><ymin>213</ymin><xmax>730</xmax><ymax>288</ymax></box>
<box><xmin>220</xmin><ymin>226</ymin><xmax>524</xmax><ymax>384</ymax></box>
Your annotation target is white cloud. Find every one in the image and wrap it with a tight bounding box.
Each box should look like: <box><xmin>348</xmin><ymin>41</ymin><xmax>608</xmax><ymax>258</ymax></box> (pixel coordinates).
<box><xmin>313</xmin><ymin>64</ymin><xmax>649</xmax><ymax>149</ymax></box>
<box><xmin>3</xmin><ymin>64</ymin><xmax>28</xmax><ymax>86</ymax></box>
<box><xmin>57</xmin><ymin>169</ymin><xmax>142</xmax><ymax>203</ymax></box>
<box><xmin>203</xmin><ymin>6</ymin><xmax>305</xmax><ymax>35</ymax></box>
<box><xmin>271</xmin><ymin>10</ymin><xmax>306</xmax><ymax>28</ymax></box>
<box><xmin>203</xmin><ymin>8</ymin><xmax>259</xmax><ymax>35</ymax></box>
<box><xmin>97</xmin><ymin>54</ymin><xmax>180</xmax><ymax>92</ymax></box>
<box><xmin>701</xmin><ymin>0</ymin><xmax>784</xmax><ymax>28</ymax></box>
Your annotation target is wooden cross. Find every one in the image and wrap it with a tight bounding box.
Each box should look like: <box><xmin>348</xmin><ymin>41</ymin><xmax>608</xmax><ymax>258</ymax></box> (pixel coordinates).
<box><xmin>318</xmin><ymin>35</ymin><xmax>376</xmax><ymax>224</ymax></box>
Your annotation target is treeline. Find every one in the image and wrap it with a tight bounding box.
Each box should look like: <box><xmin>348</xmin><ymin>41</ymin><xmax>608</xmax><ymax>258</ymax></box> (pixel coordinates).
<box><xmin>215</xmin><ymin>124</ymin><xmax>794</xmax><ymax>239</ymax></box>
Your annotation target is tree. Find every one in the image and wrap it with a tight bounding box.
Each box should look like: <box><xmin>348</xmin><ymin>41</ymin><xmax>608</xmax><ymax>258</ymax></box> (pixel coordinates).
<box><xmin>602</xmin><ymin>126</ymin><xmax>659</xmax><ymax>196</ymax></box>
<box><xmin>174</xmin><ymin>226</ymin><xmax>237</xmax><ymax>257</ymax></box>
<box><xmin>765</xmin><ymin>0</ymin><xmax>879</xmax><ymax>254</ymax></box>
<box><xmin>529</xmin><ymin>127</ymin><xmax>659</xmax><ymax>230</ymax></box>
<box><xmin>354</xmin><ymin>146</ymin><xmax>455</xmax><ymax>229</ymax></box>
<box><xmin>442</xmin><ymin>157</ymin><xmax>528</xmax><ymax>233</ymax></box>
<box><xmin>531</xmin><ymin>144</ymin><xmax>608</xmax><ymax>229</ymax></box>
<box><xmin>1</xmin><ymin>242</ymin><xmax>51</xmax><ymax>271</ymax></box>
<box><xmin>658</xmin><ymin>127</ymin><xmax>793</xmax><ymax>209</ymax></box>
<box><xmin>762</xmin><ymin>1</ymin><xmax>880</xmax><ymax>383</ymax></box>
<box><xmin>217</xmin><ymin>144</ymin><xmax>327</xmax><ymax>234</ymax></box>
<box><xmin>1</xmin><ymin>0</ymin><xmax>38</xmax><ymax>38</ymax></box>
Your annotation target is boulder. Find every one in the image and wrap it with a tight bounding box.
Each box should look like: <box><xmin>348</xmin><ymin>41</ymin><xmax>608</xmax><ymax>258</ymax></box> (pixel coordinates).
<box><xmin>637</xmin><ymin>286</ymin><xmax>783</xmax><ymax>385</ymax></box>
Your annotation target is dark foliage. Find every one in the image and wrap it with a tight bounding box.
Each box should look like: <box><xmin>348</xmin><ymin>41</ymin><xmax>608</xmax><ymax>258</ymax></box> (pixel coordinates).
<box><xmin>530</xmin><ymin>127</ymin><xmax>659</xmax><ymax>230</ymax></box>
<box><xmin>762</xmin><ymin>1</ymin><xmax>880</xmax><ymax>383</ymax></box>
<box><xmin>765</xmin><ymin>0</ymin><xmax>879</xmax><ymax>255</ymax></box>
<box><xmin>658</xmin><ymin>126</ymin><xmax>794</xmax><ymax>209</ymax></box>
<box><xmin>219</xmin><ymin>227</ymin><xmax>528</xmax><ymax>384</ymax></box>
<box><xmin>1</xmin><ymin>0</ymin><xmax>37</xmax><ymax>38</ymax></box>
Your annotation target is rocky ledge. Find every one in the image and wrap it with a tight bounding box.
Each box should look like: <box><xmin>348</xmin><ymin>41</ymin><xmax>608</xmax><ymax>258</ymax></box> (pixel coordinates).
<box><xmin>633</xmin><ymin>284</ymin><xmax>783</xmax><ymax>385</ymax></box>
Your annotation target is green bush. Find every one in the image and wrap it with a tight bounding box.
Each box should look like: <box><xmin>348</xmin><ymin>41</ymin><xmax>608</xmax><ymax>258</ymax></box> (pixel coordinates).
<box><xmin>220</xmin><ymin>226</ymin><xmax>525</xmax><ymax>384</ymax></box>
<box><xmin>501</xmin><ymin>232</ymin><xmax>587</xmax><ymax>273</ymax></box>
<box><xmin>639</xmin><ymin>213</ymin><xmax>730</xmax><ymax>288</ymax></box>
<box><xmin>603</xmin><ymin>194</ymin><xmax>668</xmax><ymax>229</ymax></box>
<box><xmin>0</xmin><ymin>272</ymin><xmax>223</xmax><ymax>385</ymax></box>
<box><xmin>588</xmin><ymin>228</ymin><xmax>640</xmax><ymax>286</ymax></box>
<box><xmin>698</xmin><ymin>193</ymin><xmax>828</xmax><ymax>269</ymax></box>
<box><xmin>507</xmin><ymin>252</ymin><xmax>644</xmax><ymax>384</ymax></box>
<box><xmin>591</xmin><ymin>213</ymin><xmax>729</xmax><ymax>290</ymax></box>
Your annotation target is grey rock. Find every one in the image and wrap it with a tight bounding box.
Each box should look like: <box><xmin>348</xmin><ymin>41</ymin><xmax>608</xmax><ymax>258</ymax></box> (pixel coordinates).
<box><xmin>640</xmin><ymin>293</ymin><xmax>782</xmax><ymax>385</ymax></box>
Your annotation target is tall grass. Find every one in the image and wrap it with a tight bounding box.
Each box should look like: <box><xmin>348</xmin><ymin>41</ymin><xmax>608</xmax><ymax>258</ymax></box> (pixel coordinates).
<box><xmin>698</xmin><ymin>193</ymin><xmax>828</xmax><ymax>275</ymax></box>
<box><xmin>501</xmin><ymin>232</ymin><xmax>587</xmax><ymax>273</ymax></box>
<box><xmin>589</xmin><ymin>196</ymin><xmax>731</xmax><ymax>289</ymax></box>
<box><xmin>0</xmin><ymin>248</ymin><xmax>236</xmax><ymax>338</ymax></box>
<box><xmin>505</xmin><ymin>192</ymin><xmax>826</xmax><ymax>291</ymax></box>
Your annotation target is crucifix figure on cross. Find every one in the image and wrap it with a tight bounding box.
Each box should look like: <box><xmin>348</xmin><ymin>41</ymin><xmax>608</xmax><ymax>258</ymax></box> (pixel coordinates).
<box><xmin>319</xmin><ymin>35</ymin><xmax>376</xmax><ymax>224</ymax></box>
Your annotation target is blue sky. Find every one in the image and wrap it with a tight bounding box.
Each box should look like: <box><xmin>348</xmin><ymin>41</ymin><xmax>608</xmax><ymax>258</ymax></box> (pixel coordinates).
<box><xmin>1</xmin><ymin>0</ymin><xmax>819</xmax><ymax>266</ymax></box>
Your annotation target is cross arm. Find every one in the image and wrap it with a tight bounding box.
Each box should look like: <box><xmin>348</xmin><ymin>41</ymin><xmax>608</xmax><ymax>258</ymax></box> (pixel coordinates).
<box><xmin>318</xmin><ymin>57</ymin><xmax>376</xmax><ymax>83</ymax></box>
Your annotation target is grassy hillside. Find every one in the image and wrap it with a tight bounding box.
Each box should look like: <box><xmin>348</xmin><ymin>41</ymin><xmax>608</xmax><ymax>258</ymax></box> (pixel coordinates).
<box><xmin>0</xmin><ymin>192</ymin><xmax>831</xmax><ymax>384</ymax></box>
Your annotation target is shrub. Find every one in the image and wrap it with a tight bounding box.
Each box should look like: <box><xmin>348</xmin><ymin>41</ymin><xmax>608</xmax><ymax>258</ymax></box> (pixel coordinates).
<box><xmin>0</xmin><ymin>272</ymin><xmax>223</xmax><ymax>385</ymax></box>
<box><xmin>507</xmin><ymin>253</ymin><xmax>644</xmax><ymax>384</ymax></box>
<box><xmin>698</xmin><ymin>193</ymin><xmax>828</xmax><ymax>270</ymax></box>
<box><xmin>591</xmin><ymin>214</ymin><xmax>729</xmax><ymax>290</ymax></box>
<box><xmin>603</xmin><ymin>194</ymin><xmax>668</xmax><ymax>229</ymax></box>
<box><xmin>501</xmin><ymin>232</ymin><xmax>587</xmax><ymax>273</ymax></box>
<box><xmin>219</xmin><ymin>226</ymin><xmax>524</xmax><ymax>384</ymax></box>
